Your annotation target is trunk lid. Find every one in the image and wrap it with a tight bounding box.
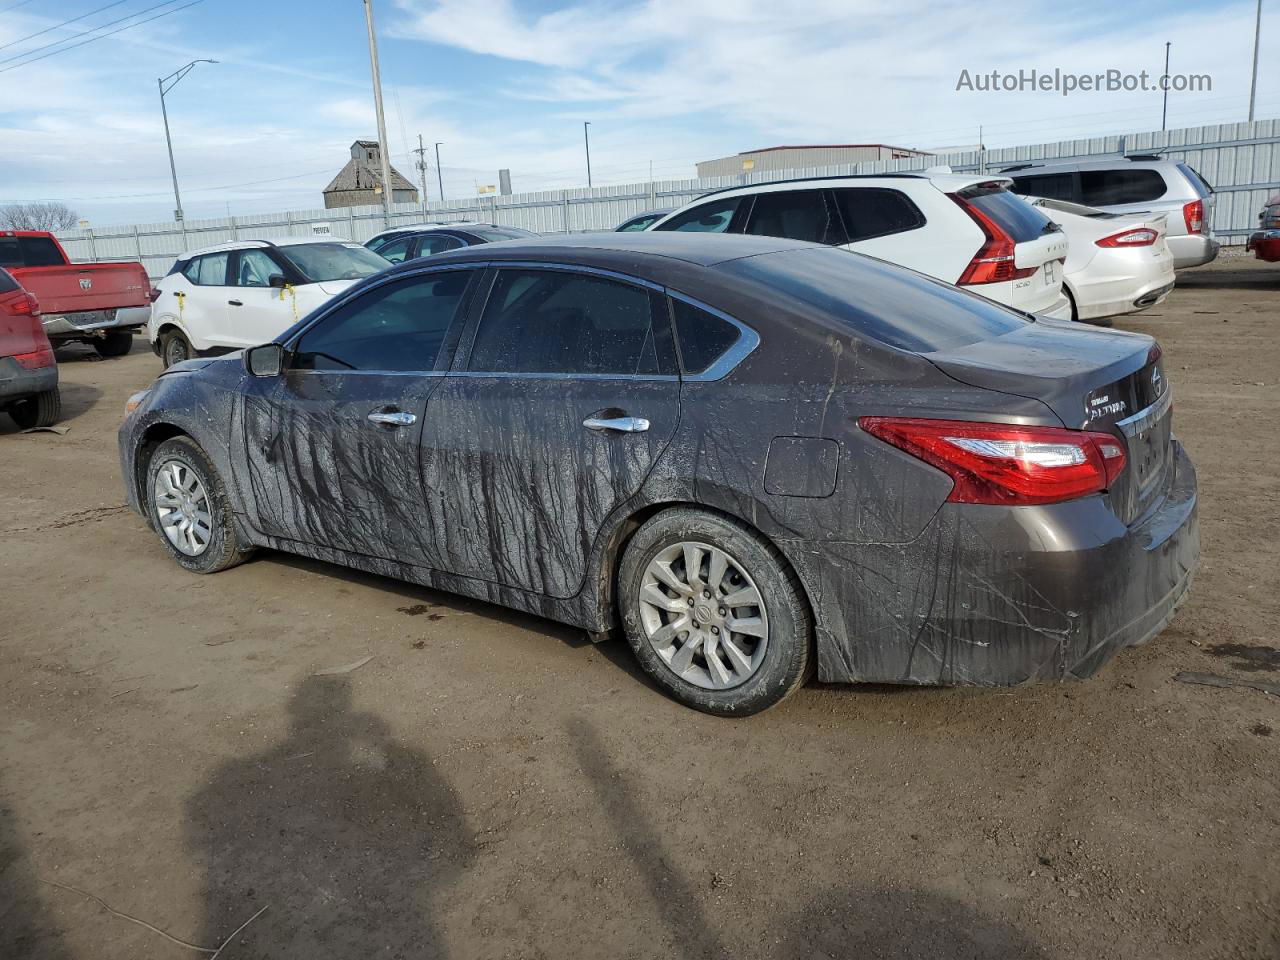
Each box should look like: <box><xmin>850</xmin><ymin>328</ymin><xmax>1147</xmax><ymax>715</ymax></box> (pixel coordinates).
<box><xmin>925</xmin><ymin>318</ymin><xmax>1172</xmax><ymax>524</ymax></box>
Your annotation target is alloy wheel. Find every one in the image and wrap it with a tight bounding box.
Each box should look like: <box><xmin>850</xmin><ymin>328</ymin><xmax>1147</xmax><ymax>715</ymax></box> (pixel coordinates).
<box><xmin>636</xmin><ymin>540</ymin><xmax>769</xmax><ymax>690</ymax></box>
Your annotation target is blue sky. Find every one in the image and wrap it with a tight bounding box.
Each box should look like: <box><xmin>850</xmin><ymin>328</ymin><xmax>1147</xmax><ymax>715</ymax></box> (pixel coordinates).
<box><xmin>0</xmin><ymin>0</ymin><xmax>1273</xmax><ymax>225</ymax></box>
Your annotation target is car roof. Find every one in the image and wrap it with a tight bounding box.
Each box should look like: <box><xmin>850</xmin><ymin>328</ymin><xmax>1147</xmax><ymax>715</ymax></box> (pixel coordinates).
<box><xmin>684</xmin><ymin>171</ymin><xmax>1009</xmax><ymax>203</ymax></box>
<box><xmin>178</xmin><ymin>236</ymin><xmax>357</xmax><ymax>260</ymax></box>
<box><xmin>999</xmin><ymin>155</ymin><xmax>1178</xmax><ymax>174</ymax></box>
<box><xmin>383</xmin><ymin>231</ymin><xmax>819</xmax><ymax>272</ymax></box>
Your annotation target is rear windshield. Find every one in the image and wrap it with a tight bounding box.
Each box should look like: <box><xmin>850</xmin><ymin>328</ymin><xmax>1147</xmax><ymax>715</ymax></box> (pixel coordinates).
<box><xmin>277</xmin><ymin>243</ymin><xmax>389</xmax><ymax>282</ymax></box>
<box><xmin>1176</xmin><ymin>162</ymin><xmax>1213</xmax><ymax>197</ymax></box>
<box><xmin>965</xmin><ymin>190</ymin><xmax>1057</xmax><ymax>242</ymax></box>
<box><xmin>0</xmin><ymin>268</ymin><xmax>17</xmax><ymax>293</ymax></box>
<box><xmin>723</xmin><ymin>246</ymin><xmax>1030</xmax><ymax>353</ymax></box>
<box><xmin>0</xmin><ymin>235</ymin><xmax>65</xmax><ymax>269</ymax></box>
<box><xmin>466</xmin><ymin>226</ymin><xmax>537</xmax><ymax>242</ymax></box>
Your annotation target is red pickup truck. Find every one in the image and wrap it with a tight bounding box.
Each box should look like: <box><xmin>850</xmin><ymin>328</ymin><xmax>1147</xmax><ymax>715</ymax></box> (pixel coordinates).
<box><xmin>0</xmin><ymin>230</ymin><xmax>150</xmax><ymax>357</ymax></box>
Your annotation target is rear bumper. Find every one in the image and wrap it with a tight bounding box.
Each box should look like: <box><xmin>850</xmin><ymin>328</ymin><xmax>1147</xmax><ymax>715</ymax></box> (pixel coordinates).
<box><xmin>0</xmin><ymin>356</ymin><xmax>58</xmax><ymax>402</ymax></box>
<box><xmin>1246</xmin><ymin>231</ymin><xmax>1280</xmax><ymax>262</ymax></box>
<box><xmin>798</xmin><ymin>440</ymin><xmax>1200</xmax><ymax>686</ymax></box>
<box><xmin>1038</xmin><ymin>293</ymin><xmax>1073</xmax><ymax>320</ymax></box>
<box><xmin>1166</xmin><ymin>234</ymin><xmax>1219</xmax><ymax>269</ymax></box>
<box><xmin>42</xmin><ymin>306</ymin><xmax>147</xmax><ymax>338</ymax></box>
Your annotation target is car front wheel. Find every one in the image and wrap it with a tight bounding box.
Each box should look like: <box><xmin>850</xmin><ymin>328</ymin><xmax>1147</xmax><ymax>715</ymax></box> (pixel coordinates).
<box><xmin>618</xmin><ymin>508</ymin><xmax>812</xmax><ymax>716</ymax></box>
<box><xmin>146</xmin><ymin>436</ymin><xmax>253</xmax><ymax>573</ymax></box>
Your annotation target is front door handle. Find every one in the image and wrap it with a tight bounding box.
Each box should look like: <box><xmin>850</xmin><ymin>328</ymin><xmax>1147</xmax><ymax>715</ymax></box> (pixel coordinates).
<box><xmin>368</xmin><ymin>410</ymin><xmax>417</xmax><ymax>427</ymax></box>
<box><xmin>583</xmin><ymin>415</ymin><xmax>650</xmax><ymax>433</ymax></box>
<box><xmin>228</xmin><ymin>299</ymin><xmax>243</xmax><ymax>307</ymax></box>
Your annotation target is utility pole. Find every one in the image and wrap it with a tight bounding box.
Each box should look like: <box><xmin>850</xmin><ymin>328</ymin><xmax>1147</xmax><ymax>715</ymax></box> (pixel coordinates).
<box><xmin>1249</xmin><ymin>0</ymin><xmax>1263</xmax><ymax>121</ymax></box>
<box><xmin>434</xmin><ymin>142</ymin><xmax>444</xmax><ymax>202</ymax></box>
<box><xmin>583</xmin><ymin>121</ymin><xmax>593</xmax><ymax>188</ymax></box>
<box><xmin>157</xmin><ymin>59</ymin><xmax>216</xmax><ymax>222</ymax></box>
<box><xmin>414</xmin><ymin>133</ymin><xmax>430</xmax><ymax>213</ymax></box>
<box><xmin>362</xmin><ymin>0</ymin><xmax>394</xmax><ymax>227</ymax></box>
<box><xmin>1161</xmin><ymin>41</ymin><xmax>1171</xmax><ymax>131</ymax></box>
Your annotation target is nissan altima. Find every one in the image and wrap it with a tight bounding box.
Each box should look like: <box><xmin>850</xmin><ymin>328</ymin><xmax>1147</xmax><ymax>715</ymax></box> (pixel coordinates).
<box><xmin>119</xmin><ymin>233</ymin><xmax>1198</xmax><ymax>715</ymax></box>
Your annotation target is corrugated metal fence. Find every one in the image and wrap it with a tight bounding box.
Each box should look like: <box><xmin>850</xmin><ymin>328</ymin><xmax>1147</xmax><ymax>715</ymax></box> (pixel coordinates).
<box><xmin>56</xmin><ymin>119</ymin><xmax>1280</xmax><ymax>279</ymax></box>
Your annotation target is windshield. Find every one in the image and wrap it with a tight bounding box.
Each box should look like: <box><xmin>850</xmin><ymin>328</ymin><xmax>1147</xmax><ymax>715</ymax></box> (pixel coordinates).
<box><xmin>278</xmin><ymin>243</ymin><xmax>389</xmax><ymax>282</ymax></box>
<box><xmin>722</xmin><ymin>246</ymin><xmax>1031</xmax><ymax>353</ymax></box>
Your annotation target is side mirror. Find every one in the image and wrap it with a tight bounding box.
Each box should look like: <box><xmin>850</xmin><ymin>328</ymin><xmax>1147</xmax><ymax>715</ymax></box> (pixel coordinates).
<box><xmin>268</xmin><ymin>274</ymin><xmax>288</xmax><ymax>289</ymax></box>
<box><xmin>245</xmin><ymin>342</ymin><xmax>284</xmax><ymax>377</ymax></box>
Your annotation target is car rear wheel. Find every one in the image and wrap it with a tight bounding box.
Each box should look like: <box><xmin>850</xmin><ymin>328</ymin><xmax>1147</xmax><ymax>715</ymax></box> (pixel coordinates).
<box><xmin>146</xmin><ymin>436</ymin><xmax>253</xmax><ymax>574</ymax></box>
<box><xmin>94</xmin><ymin>329</ymin><xmax>134</xmax><ymax>357</ymax></box>
<box><xmin>618</xmin><ymin>508</ymin><xmax>812</xmax><ymax>716</ymax></box>
<box><xmin>161</xmin><ymin>329</ymin><xmax>192</xmax><ymax>368</ymax></box>
<box><xmin>8</xmin><ymin>388</ymin><xmax>61</xmax><ymax>429</ymax></box>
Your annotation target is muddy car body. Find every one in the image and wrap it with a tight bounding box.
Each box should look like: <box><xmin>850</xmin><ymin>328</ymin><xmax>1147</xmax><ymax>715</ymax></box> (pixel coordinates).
<box><xmin>119</xmin><ymin>233</ymin><xmax>1199</xmax><ymax>714</ymax></box>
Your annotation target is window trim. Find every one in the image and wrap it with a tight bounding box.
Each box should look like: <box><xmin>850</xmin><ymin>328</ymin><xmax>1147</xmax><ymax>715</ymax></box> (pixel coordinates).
<box><xmin>450</xmin><ymin>262</ymin><xmax>679</xmax><ymax>381</ymax></box>
<box><xmin>666</xmin><ymin>290</ymin><xmax>759</xmax><ymax>382</ymax></box>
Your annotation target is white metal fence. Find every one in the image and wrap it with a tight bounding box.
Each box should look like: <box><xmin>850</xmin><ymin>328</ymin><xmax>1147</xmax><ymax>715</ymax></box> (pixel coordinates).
<box><xmin>56</xmin><ymin>119</ymin><xmax>1280</xmax><ymax>279</ymax></box>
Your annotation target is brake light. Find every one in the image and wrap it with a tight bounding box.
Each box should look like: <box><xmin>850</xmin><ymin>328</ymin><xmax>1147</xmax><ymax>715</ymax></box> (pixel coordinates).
<box><xmin>14</xmin><ymin>345</ymin><xmax>55</xmax><ymax>370</ymax></box>
<box><xmin>147</xmin><ymin>287</ymin><xmax>161</xmax><ymax>303</ymax></box>
<box><xmin>8</xmin><ymin>292</ymin><xmax>39</xmax><ymax>316</ymax></box>
<box><xmin>1097</xmin><ymin>228</ymin><xmax>1158</xmax><ymax>247</ymax></box>
<box><xmin>1183</xmin><ymin>199</ymin><xmax>1205</xmax><ymax>235</ymax></box>
<box><xmin>948</xmin><ymin>195</ymin><xmax>1038</xmax><ymax>284</ymax></box>
<box><xmin>859</xmin><ymin>417</ymin><xmax>1127</xmax><ymax>505</ymax></box>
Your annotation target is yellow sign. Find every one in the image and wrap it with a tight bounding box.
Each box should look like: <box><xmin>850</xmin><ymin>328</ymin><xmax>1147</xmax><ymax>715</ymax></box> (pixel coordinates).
<box><xmin>477</xmin><ymin>184</ymin><xmax>497</xmax><ymax>195</ymax></box>
<box><xmin>742</xmin><ymin>158</ymin><xmax>755</xmax><ymax>171</ymax></box>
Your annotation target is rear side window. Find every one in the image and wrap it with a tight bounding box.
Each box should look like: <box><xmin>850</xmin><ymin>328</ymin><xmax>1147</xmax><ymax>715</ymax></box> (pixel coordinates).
<box><xmin>1176</xmin><ymin>163</ymin><xmax>1213</xmax><ymax>197</ymax></box>
<box><xmin>468</xmin><ymin>269</ymin><xmax>670</xmax><ymax>376</ymax></box>
<box><xmin>1010</xmin><ymin>173</ymin><xmax>1076</xmax><ymax>202</ymax></box>
<box><xmin>722</xmin><ymin>246</ymin><xmax>1029</xmax><ymax>353</ymax></box>
<box><xmin>0</xmin><ymin>268</ymin><xmax>18</xmax><ymax>293</ymax></box>
<box><xmin>0</xmin><ymin>235</ymin><xmax>64</xmax><ymax>268</ymax></box>
<box><xmin>416</xmin><ymin>234</ymin><xmax>464</xmax><ymax>257</ymax></box>
<box><xmin>744</xmin><ymin>189</ymin><xmax>843</xmax><ymax>245</ymax></box>
<box><xmin>832</xmin><ymin>188</ymin><xmax>926</xmax><ymax>242</ymax></box>
<box><xmin>1079</xmin><ymin>169</ymin><xmax>1167</xmax><ymax>205</ymax></box>
<box><xmin>294</xmin><ymin>271</ymin><xmax>470</xmax><ymax>371</ymax></box>
<box><xmin>964</xmin><ymin>190</ymin><xmax>1056</xmax><ymax>242</ymax></box>
<box><xmin>184</xmin><ymin>253</ymin><xmax>230</xmax><ymax>286</ymax></box>
<box><xmin>654</xmin><ymin>196</ymin><xmax>741</xmax><ymax>233</ymax></box>
<box><xmin>671</xmin><ymin>299</ymin><xmax>741</xmax><ymax>374</ymax></box>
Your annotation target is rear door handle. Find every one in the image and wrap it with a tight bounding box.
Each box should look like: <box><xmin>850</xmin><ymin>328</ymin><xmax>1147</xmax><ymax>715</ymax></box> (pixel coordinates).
<box><xmin>228</xmin><ymin>299</ymin><xmax>243</xmax><ymax>307</ymax></box>
<box><xmin>368</xmin><ymin>410</ymin><xmax>416</xmax><ymax>427</ymax></box>
<box><xmin>583</xmin><ymin>416</ymin><xmax>649</xmax><ymax>433</ymax></box>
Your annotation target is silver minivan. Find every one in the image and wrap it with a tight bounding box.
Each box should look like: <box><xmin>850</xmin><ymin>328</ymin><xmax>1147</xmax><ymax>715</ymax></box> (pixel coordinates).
<box><xmin>1000</xmin><ymin>156</ymin><xmax>1218</xmax><ymax>269</ymax></box>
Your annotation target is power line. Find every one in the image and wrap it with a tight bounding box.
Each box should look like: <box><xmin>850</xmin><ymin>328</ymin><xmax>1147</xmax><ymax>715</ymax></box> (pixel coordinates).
<box><xmin>0</xmin><ymin>0</ymin><xmax>129</xmax><ymax>52</ymax></box>
<box><xmin>0</xmin><ymin>0</ymin><xmax>40</xmax><ymax>14</ymax></box>
<box><xmin>0</xmin><ymin>0</ymin><xmax>202</xmax><ymax>74</ymax></box>
<box><xmin>0</xmin><ymin>0</ymin><xmax>185</xmax><ymax>68</ymax></box>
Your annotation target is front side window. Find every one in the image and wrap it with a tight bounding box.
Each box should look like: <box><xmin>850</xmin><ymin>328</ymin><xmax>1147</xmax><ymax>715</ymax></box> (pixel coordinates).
<box><xmin>234</xmin><ymin>249</ymin><xmax>283</xmax><ymax>287</ymax></box>
<box><xmin>278</xmin><ymin>243</ymin><xmax>389</xmax><ymax>282</ymax></box>
<box><xmin>744</xmin><ymin>189</ymin><xmax>843</xmax><ymax>245</ymax></box>
<box><xmin>374</xmin><ymin>235</ymin><xmax>415</xmax><ymax>264</ymax></box>
<box><xmin>832</xmin><ymin>188</ymin><xmax>926</xmax><ymax>243</ymax></box>
<box><xmin>619</xmin><ymin>213</ymin><xmax>663</xmax><ymax>232</ymax></box>
<box><xmin>1079</xmin><ymin>169</ymin><xmax>1168</xmax><ymax>205</ymax></box>
<box><xmin>1010</xmin><ymin>173</ymin><xmax>1076</xmax><ymax>202</ymax></box>
<box><xmin>653</xmin><ymin>196</ymin><xmax>742</xmax><ymax>233</ymax></box>
<box><xmin>468</xmin><ymin>269</ymin><xmax>669</xmax><ymax>376</ymax></box>
<box><xmin>671</xmin><ymin>299</ymin><xmax>741</xmax><ymax>374</ymax></box>
<box><xmin>185</xmin><ymin>252</ymin><xmax>230</xmax><ymax>286</ymax></box>
<box><xmin>293</xmin><ymin>271</ymin><xmax>471</xmax><ymax>372</ymax></box>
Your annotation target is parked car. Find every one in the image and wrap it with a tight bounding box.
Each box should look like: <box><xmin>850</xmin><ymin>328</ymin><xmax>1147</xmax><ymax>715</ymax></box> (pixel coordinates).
<box><xmin>148</xmin><ymin>238</ymin><xmax>390</xmax><ymax>367</ymax></box>
<box><xmin>1245</xmin><ymin>194</ymin><xmax>1280</xmax><ymax>262</ymax></box>
<box><xmin>1001</xmin><ymin>155</ymin><xmax>1218</xmax><ymax>269</ymax></box>
<box><xmin>119</xmin><ymin>233</ymin><xmax>1198</xmax><ymax>716</ymax></box>
<box><xmin>1</xmin><ymin>229</ymin><xmax>149</xmax><ymax>357</ymax></box>
<box><xmin>365</xmin><ymin>222</ymin><xmax>537</xmax><ymax>263</ymax></box>
<box><xmin>1026</xmin><ymin>197</ymin><xmax>1175</xmax><ymax>324</ymax></box>
<box><xmin>647</xmin><ymin>173</ymin><xmax>1072</xmax><ymax>319</ymax></box>
<box><xmin>616</xmin><ymin>209</ymin><xmax>673</xmax><ymax>232</ymax></box>
<box><xmin>0</xmin><ymin>268</ymin><xmax>59</xmax><ymax>428</ymax></box>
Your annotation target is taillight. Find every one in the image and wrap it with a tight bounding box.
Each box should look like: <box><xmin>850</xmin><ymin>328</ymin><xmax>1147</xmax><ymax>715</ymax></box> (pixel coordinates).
<box><xmin>1096</xmin><ymin>228</ymin><xmax>1158</xmax><ymax>248</ymax></box>
<box><xmin>948</xmin><ymin>195</ymin><xmax>1037</xmax><ymax>284</ymax></box>
<box><xmin>10</xmin><ymin>292</ymin><xmax>39</xmax><ymax>316</ymax></box>
<box><xmin>1183</xmin><ymin>199</ymin><xmax>1205</xmax><ymax>235</ymax></box>
<box><xmin>147</xmin><ymin>287</ymin><xmax>161</xmax><ymax>303</ymax></box>
<box><xmin>14</xmin><ymin>345</ymin><xmax>55</xmax><ymax>370</ymax></box>
<box><xmin>859</xmin><ymin>417</ymin><xmax>1127</xmax><ymax>506</ymax></box>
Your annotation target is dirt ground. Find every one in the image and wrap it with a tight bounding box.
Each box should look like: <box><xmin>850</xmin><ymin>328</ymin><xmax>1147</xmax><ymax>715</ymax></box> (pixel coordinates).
<box><xmin>1</xmin><ymin>254</ymin><xmax>1277</xmax><ymax>960</ymax></box>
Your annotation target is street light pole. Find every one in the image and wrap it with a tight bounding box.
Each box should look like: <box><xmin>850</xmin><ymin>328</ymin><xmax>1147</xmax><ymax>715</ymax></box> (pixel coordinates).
<box><xmin>157</xmin><ymin>59</ymin><xmax>216</xmax><ymax>222</ymax></box>
<box><xmin>434</xmin><ymin>142</ymin><xmax>444</xmax><ymax>202</ymax></box>
<box><xmin>1249</xmin><ymin>0</ymin><xmax>1263</xmax><ymax>122</ymax></box>
<box><xmin>362</xmin><ymin>0</ymin><xmax>395</xmax><ymax>228</ymax></box>
<box><xmin>1161</xmin><ymin>41</ymin><xmax>1171</xmax><ymax>131</ymax></box>
<box><xmin>583</xmin><ymin>121</ymin><xmax>593</xmax><ymax>188</ymax></box>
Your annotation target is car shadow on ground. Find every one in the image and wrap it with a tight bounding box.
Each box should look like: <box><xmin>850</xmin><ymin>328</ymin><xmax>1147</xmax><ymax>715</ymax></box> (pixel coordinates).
<box><xmin>1173</xmin><ymin>264</ymin><xmax>1280</xmax><ymax>290</ymax></box>
<box><xmin>0</xmin><ymin>382</ymin><xmax>102</xmax><ymax>437</ymax></box>
<box><xmin>568</xmin><ymin>717</ymin><xmax>1048</xmax><ymax>959</ymax></box>
<box><xmin>0</xmin><ymin>786</ymin><xmax>76</xmax><ymax>960</ymax></box>
<box><xmin>184</xmin><ymin>674</ymin><xmax>473</xmax><ymax>959</ymax></box>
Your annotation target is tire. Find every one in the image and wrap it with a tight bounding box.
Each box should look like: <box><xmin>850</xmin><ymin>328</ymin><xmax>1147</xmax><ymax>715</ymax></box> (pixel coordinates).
<box><xmin>145</xmin><ymin>435</ymin><xmax>253</xmax><ymax>574</ymax></box>
<box><xmin>8</xmin><ymin>388</ymin><xmax>61</xmax><ymax>430</ymax></box>
<box><xmin>94</xmin><ymin>329</ymin><xmax>134</xmax><ymax>357</ymax></box>
<box><xmin>618</xmin><ymin>508</ymin><xmax>812</xmax><ymax>716</ymax></box>
<box><xmin>161</xmin><ymin>329</ymin><xmax>192</xmax><ymax>368</ymax></box>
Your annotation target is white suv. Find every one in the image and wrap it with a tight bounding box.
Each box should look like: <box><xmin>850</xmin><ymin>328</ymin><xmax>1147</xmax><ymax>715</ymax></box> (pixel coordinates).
<box><xmin>649</xmin><ymin>173</ymin><xmax>1071</xmax><ymax>319</ymax></box>
<box><xmin>149</xmin><ymin>238</ymin><xmax>390</xmax><ymax>367</ymax></box>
